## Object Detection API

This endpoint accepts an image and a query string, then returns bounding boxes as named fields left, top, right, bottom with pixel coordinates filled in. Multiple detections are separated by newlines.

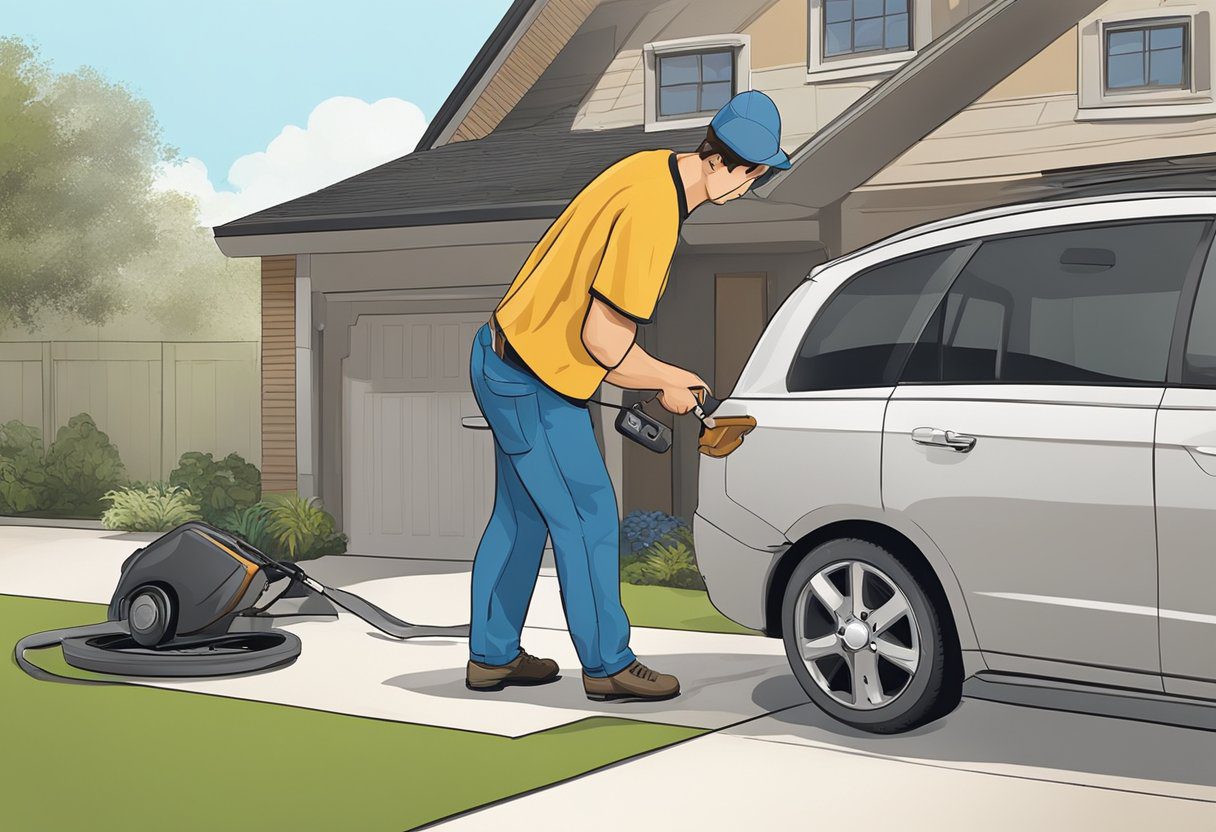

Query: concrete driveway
left=4, top=524, right=1215, bottom=830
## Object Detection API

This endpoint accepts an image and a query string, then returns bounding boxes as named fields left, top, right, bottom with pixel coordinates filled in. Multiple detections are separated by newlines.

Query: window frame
left=643, top=35, right=751, bottom=133
left=655, top=48, right=736, bottom=121
left=890, top=217, right=1216, bottom=390
left=784, top=242, right=975, bottom=393
left=1078, top=9, right=1214, bottom=121
left=807, top=0, right=931, bottom=83
left=1103, top=20, right=1191, bottom=95
left=1170, top=220, right=1216, bottom=388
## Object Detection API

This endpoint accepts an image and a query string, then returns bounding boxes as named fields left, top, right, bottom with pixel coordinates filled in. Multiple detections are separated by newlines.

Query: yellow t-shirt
left=494, top=149, right=688, bottom=400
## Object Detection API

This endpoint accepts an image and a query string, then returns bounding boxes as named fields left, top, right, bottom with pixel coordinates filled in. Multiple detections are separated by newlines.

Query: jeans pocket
left=479, top=382, right=538, bottom=455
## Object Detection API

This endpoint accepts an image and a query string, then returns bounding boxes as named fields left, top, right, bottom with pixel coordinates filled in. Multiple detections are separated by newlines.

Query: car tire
left=781, top=537, right=960, bottom=733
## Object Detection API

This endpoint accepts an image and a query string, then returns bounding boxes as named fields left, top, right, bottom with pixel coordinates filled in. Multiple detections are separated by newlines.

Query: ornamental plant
left=42, top=413, right=128, bottom=517
left=169, top=451, right=261, bottom=525
left=101, top=484, right=201, bottom=532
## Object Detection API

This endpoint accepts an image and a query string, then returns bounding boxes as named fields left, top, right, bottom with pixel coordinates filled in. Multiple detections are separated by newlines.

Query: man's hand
left=657, top=369, right=711, bottom=415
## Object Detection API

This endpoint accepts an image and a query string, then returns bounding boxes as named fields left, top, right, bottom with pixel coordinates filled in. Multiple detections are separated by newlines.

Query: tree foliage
left=0, top=37, right=259, bottom=335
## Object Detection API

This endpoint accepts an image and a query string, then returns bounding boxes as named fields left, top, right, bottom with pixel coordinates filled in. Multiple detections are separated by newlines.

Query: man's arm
left=582, top=297, right=708, bottom=414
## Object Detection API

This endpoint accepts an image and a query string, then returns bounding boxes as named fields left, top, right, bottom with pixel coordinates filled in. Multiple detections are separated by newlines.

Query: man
left=465, top=91, right=789, bottom=701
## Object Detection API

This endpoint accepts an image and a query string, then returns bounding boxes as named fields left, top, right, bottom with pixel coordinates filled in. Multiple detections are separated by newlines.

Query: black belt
left=489, top=316, right=588, bottom=407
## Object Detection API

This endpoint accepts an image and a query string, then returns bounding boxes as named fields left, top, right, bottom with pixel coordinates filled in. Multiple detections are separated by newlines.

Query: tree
left=112, top=190, right=260, bottom=338
left=0, top=37, right=166, bottom=326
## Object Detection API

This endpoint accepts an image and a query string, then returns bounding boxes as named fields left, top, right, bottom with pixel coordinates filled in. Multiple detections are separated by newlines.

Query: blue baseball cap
left=709, top=90, right=791, bottom=172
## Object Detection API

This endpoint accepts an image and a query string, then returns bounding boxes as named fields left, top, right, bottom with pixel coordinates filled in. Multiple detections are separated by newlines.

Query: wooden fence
left=0, top=341, right=260, bottom=482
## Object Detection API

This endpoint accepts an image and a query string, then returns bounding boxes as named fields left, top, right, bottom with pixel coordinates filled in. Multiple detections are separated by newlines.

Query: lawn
left=620, top=583, right=762, bottom=636
left=1, top=594, right=703, bottom=832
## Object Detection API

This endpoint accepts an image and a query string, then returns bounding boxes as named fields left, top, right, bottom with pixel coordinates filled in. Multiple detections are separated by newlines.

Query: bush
left=261, top=494, right=347, bottom=561
left=43, top=414, right=128, bottom=517
left=0, top=421, right=50, bottom=514
left=619, top=516, right=703, bottom=589
left=219, top=504, right=277, bottom=555
left=101, top=484, right=202, bottom=532
left=621, top=510, right=686, bottom=553
left=170, top=451, right=261, bottom=524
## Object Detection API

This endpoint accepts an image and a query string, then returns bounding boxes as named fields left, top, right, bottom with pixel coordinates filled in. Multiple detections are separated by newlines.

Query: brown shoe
left=584, top=661, right=680, bottom=702
left=466, top=650, right=560, bottom=691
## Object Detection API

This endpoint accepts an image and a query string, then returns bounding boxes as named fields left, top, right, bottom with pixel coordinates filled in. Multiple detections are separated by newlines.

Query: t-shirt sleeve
left=588, top=195, right=674, bottom=325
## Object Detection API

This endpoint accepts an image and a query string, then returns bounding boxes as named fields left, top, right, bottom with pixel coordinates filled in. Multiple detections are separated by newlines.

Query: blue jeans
left=468, top=323, right=636, bottom=677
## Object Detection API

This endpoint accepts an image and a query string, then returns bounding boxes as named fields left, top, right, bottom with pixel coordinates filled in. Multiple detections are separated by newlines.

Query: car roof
left=812, top=189, right=1216, bottom=278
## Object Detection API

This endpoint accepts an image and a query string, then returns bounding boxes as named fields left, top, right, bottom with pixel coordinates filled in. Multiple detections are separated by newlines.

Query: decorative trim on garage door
left=261, top=256, right=297, bottom=493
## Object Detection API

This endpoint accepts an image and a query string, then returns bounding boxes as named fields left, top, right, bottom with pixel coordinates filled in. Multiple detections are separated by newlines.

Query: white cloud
left=155, top=96, right=429, bottom=228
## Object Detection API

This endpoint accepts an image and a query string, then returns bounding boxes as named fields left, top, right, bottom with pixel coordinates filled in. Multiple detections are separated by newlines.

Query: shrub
left=43, top=413, right=128, bottom=517
left=0, top=421, right=50, bottom=514
left=619, top=514, right=703, bottom=589
left=262, top=494, right=347, bottom=561
left=169, top=451, right=261, bottom=524
left=101, top=484, right=202, bottom=532
left=621, top=510, right=686, bottom=553
left=639, top=538, right=705, bottom=590
left=218, top=503, right=277, bottom=555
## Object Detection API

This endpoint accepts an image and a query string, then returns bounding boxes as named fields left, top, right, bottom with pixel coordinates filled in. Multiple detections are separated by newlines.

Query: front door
left=884, top=219, right=1210, bottom=688
left=1156, top=231, right=1216, bottom=697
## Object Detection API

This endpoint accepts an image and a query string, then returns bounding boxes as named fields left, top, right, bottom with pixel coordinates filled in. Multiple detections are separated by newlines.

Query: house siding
left=261, top=256, right=297, bottom=494
left=450, top=0, right=597, bottom=143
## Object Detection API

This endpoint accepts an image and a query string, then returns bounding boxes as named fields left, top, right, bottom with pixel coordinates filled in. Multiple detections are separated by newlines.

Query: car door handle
left=912, top=427, right=977, bottom=453
left=1188, top=445, right=1216, bottom=456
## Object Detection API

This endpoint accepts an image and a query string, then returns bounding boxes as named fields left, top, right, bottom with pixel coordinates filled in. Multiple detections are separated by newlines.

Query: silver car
left=695, top=192, right=1216, bottom=733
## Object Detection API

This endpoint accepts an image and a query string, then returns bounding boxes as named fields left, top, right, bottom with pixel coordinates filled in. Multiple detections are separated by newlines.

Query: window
left=787, top=248, right=961, bottom=392
left=1183, top=239, right=1216, bottom=386
left=657, top=50, right=734, bottom=118
left=901, top=221, right=1210, bottom=386
left=643, top=35, right=750, bottom=132
left=1077, top=11, right=1214, bottom=121
left=808, top=0, right=928, bottom=82
left=1105, top=22, right=1188, bottom=92
left=824, top=0, right=910, bottom=58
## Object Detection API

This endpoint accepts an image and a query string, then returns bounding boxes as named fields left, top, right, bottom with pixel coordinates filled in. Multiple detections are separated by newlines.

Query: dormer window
left=1078, top=10, right=1214, bottom=121
left=1105, top=22, right=1188, bottom=92
left=824, top=0, right=911, bottom=58
left=643, top=35, right=751, bottom=132
left=657, top=50, right=734, bottom=118
left=807, top=0, right=929, bottom=82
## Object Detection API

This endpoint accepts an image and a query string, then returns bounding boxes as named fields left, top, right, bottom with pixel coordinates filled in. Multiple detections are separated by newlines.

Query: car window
left=901, top=220, right=1209, bottom=385
left=787, top=247, right=962, bottom=392
left=1183, top=238, right=1216, bottom=386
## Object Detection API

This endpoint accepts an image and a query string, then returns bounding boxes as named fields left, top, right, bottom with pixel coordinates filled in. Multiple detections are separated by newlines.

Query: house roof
left=213, top=113, right=705, bottom=238
left=215, top=0, right=1109, bottom=241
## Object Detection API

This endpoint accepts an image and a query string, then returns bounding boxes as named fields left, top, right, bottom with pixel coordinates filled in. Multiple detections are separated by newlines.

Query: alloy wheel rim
left=793, top=560, right=921, bottom=711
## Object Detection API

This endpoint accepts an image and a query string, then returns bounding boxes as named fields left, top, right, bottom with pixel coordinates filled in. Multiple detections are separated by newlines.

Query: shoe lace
left=627, top=661, right=659, bottom=683
left=518, top=649, right=544, bottom=667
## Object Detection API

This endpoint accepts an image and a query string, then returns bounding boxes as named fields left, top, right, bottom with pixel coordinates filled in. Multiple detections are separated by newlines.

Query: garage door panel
left=345, top=311, right=496, bottom=558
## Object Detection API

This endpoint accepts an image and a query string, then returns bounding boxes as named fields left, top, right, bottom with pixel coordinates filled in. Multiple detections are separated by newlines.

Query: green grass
left=620, top=583, right=763, bottom=636
left=1, top=594, right=702, bottom=832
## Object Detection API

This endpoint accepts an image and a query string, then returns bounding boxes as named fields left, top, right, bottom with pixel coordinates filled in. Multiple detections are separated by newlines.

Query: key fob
left=615, top=404, right=672, bottom=454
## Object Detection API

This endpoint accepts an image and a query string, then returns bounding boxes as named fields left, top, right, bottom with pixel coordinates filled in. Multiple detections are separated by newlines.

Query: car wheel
left=781, top=537, right=960, bottom=733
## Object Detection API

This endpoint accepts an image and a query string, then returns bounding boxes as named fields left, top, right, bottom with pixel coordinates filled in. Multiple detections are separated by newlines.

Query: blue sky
left=3, top=0, right=513, bottom=223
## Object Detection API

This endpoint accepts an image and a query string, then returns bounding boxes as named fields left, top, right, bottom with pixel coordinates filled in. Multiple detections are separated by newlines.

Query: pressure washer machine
left=14, top=521, right=469, bottom=682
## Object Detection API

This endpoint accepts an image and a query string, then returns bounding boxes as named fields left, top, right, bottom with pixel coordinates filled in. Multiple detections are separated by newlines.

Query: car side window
left=901, top=220, right=1209, bottom=385
left=787, top=248, right=962, bottom=392
left=1183, top=239, right=1216, bottom=386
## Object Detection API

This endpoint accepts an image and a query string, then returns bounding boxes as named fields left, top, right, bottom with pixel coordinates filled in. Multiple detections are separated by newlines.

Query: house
left=213, top=0, right=1216, bottom=558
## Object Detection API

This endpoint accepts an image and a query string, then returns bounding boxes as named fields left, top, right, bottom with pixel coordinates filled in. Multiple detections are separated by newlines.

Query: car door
left=1156, top=226, right=1216, bottom=698
left=883, top=217, right=1212, bottom=690
left=725, top=246, right=973, bottom=535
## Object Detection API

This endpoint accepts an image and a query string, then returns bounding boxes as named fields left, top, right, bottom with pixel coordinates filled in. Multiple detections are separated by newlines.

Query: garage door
left=343, top=311, right=496, bottom=558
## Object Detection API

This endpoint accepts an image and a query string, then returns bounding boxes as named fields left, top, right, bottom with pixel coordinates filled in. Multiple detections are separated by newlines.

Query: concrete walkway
left=0, top=526, right=803, bottom=736
left=430, top=696, right=1216, bottom=830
